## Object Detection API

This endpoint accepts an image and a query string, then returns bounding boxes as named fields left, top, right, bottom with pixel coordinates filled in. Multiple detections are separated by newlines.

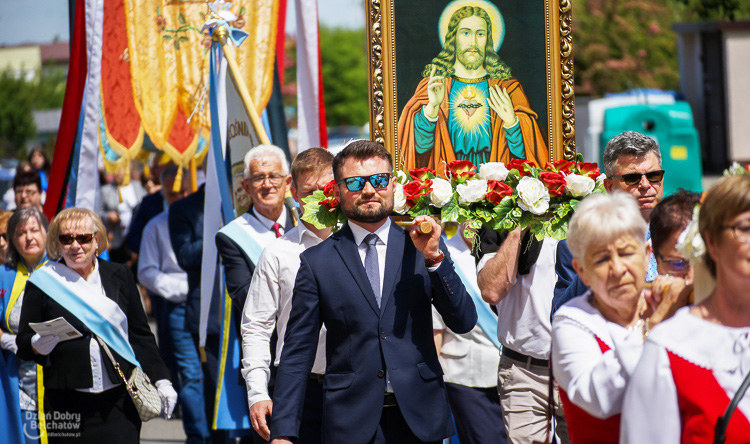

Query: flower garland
left=302, top=154, right=606, bottom=241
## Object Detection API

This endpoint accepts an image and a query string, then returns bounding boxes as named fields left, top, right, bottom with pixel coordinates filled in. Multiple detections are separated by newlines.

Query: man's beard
left=342, top=195, right=394, bottom=223
left=457, top=46, right=484, bottom=71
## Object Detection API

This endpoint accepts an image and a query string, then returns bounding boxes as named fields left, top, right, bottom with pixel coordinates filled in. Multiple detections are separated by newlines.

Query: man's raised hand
left=487, top=86, right=518, bottom=127
left=425, top=65, right=445, bottom=120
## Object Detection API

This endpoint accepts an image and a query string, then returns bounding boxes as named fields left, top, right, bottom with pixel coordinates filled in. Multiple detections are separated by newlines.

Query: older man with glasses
left=554, top=131, right=666, bottom=315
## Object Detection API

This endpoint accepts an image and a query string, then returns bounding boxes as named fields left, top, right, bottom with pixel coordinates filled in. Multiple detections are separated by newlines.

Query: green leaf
left=179, top=36, right=189, bottom=42
left=570, top=199, right=581, bottom=211
left=493, top=196, right=515, bottom=220
left=458, top=206, right=473, bottom=221
left=240, top=6, right=246, bottom=15
left=440, top=194, right=460, bottom=222
left=178, top=13, right=186, bottom=24
left=466, top=219, right=483, bottom=230
left=576, top=152, right=584, bottom=163
left=407, top=199, right=433, bottom=217
left=173, top=41, right=180, bottom=50
left=554, top=202, right=572, bottom=218
left=475, top=207, right=494, bottom=222
left=518, top=211, right=533, bottom=229
left=162, top=34, right=172, bottom=41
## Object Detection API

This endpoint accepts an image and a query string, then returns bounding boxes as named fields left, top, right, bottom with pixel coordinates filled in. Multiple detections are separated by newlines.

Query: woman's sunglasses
left=610, top=170, right=665, bottom=186
left=58, top=233, right=95, bottom=245
left=339, top=173, right=392, bottom=192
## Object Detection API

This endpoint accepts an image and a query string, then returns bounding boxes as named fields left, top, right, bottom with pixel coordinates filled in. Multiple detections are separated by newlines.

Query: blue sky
left=0, top=0, right=365, bottom=46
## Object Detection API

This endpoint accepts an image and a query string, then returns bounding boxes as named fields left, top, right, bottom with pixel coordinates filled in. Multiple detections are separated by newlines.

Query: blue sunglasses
left=339, top=173, right=392, bottom=192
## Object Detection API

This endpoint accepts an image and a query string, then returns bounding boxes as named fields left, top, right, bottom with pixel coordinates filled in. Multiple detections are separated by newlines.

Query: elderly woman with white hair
left=551, top=192, right=689, bottom=444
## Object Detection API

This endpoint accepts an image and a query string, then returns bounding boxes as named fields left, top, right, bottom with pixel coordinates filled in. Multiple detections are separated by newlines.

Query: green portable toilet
left=599, top=102, right=703, bottom=196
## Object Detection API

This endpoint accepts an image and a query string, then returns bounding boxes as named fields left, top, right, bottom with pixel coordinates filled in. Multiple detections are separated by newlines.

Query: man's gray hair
left=602, top=131, right=662, bottom=177
left=244, top=145, right=290, bottom=178
left=567, top=191, right=647, bottom=260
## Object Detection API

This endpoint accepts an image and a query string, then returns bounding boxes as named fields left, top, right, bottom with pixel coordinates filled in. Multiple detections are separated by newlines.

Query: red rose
left=577, top=162, right=602, bottom=180
left=319, top=197, right=339, bottom=210
left=323, top=179, right=336, bottom=196
left=538, top=171, right=566, bottom=196
left=507, top=159, right=535, bottom=177
left=403, top=179, right=432, bottom=205
left=545, top=160, right=575, bottom=174
left=156, top=15, right=167, bottom=28
left=409, top=167, right=436, bottom=181
left=485, top=180, right=513, bottom=204
left=446, top=160, right=477, bottom=181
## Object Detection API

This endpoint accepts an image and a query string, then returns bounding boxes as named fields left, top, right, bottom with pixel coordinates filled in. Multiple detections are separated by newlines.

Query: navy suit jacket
left=215, top=206, right=294, bottom=318
left=168, top=184, right=220, bottom=336
left=126, top=191, right=165, bottom=254
left=270, top=221, right=477, bottom=443
left=552, top=239, right=589, bottom=318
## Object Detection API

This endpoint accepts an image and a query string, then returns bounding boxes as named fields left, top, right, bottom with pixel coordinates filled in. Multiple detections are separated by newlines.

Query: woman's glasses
left=722, top=222, right=750, bottom=243
left=655, top=250, right=690, bottom=274
left=339, top=173, right=392, bottom=192
left=58, top=233, right=95, bottom=245
left=610, top=170, right=665, bottom=186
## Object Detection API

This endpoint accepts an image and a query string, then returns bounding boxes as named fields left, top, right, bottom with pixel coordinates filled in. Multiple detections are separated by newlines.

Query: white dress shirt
left=348, top=220, right=390, bottom=296
left=551, top=292, right=644, bottom=419
left=241, top=224, right=327, bottom=407
left=477, top=239, right=558, bottom=360
left=252, top=206, right=289, bottom=237
left=138, top=210, right=189, bottom=303
left=432, top=234, right=499, bottom=388
left=621, top=308, right=750, bottom=443
left=76, top=260, right=121, bottom=393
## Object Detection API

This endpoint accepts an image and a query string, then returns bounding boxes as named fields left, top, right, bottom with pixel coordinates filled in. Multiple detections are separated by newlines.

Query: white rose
left=516, top=176, right=550, bottom=215
left=456, top=179, right=487, bottom=204
left=429, top=178, right=453, bottom=208
left=478, top=162, right=509, bottom=181
left=393, top=183, right=408, bottom=214
left=564, top=173, right=595, bottom=198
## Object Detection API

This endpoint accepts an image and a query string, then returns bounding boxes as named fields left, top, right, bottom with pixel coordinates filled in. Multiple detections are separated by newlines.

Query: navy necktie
left=364, top=233, right=381, bottom=307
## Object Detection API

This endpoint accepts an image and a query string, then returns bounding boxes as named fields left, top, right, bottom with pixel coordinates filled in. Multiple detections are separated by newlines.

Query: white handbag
left=97, top=337, right=162, bottom=421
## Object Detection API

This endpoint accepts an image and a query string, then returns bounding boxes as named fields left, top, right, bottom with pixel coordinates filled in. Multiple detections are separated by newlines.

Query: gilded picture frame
left=366, top=0, right=575, bottom=174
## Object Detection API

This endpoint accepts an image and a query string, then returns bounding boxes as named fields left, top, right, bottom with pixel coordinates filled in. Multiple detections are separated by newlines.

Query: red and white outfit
left=552, top=292, right=645, bottom=444
left=621, top=307, right=750, bottom=443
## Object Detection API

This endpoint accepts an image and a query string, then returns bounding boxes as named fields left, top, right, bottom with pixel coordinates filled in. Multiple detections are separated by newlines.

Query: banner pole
left=213, top=26, right=271, bottom=146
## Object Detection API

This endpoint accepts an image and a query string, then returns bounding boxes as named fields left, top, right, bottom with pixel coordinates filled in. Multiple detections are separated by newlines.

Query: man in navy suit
left=269, top=140, right=477, bottom=444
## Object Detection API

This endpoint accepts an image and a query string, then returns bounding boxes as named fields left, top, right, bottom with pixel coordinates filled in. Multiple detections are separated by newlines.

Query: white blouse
left=551, top=292, right=645, bottom=419
left=621, top=307, right=750, bottom=443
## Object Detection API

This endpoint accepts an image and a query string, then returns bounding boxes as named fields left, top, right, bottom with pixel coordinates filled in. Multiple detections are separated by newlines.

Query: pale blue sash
left=28, top=263, right=140, bottom=367
left=218, top=219, right=266, bottom=265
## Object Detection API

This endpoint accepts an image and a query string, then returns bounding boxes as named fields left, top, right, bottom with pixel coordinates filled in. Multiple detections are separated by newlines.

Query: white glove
left=155, top=379, right=178, bottom=419
left=31, top=334, right=60, bottom=355
left=0, top=333, right=17, bottom=354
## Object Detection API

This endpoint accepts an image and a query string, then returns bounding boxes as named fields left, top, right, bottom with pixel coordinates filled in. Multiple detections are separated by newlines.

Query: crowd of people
left=0, top=130, right=748, bottom=444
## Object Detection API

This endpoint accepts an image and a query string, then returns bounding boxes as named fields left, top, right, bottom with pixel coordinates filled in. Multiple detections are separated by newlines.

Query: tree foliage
left=572, top=0, right=683, bottom=96
left=0, top=70, right=36, bottom=157
left=0, top=65, right=66, bottom=158
left=318, top=27, right=369, bottom=126
left=675, top=0, right=750, bottom=20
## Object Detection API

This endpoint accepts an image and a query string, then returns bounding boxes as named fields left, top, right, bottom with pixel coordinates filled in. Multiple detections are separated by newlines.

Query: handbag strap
left=714, top=369, right=750, bottom=444
left=95, top=336, right=132, bottom=390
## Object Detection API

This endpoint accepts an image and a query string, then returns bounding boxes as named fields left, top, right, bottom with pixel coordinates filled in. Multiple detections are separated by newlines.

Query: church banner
left=366, top=0, right=576, bottom=177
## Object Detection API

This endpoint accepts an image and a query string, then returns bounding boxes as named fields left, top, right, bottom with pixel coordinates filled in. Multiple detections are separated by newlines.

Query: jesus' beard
left=457, top=46, right=485, bottom=71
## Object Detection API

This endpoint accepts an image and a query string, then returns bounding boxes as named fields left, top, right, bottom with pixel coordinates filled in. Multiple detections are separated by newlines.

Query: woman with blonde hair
left=622, top=174, right=750, bottom=443
left=16, top=208, right=176, bottom=443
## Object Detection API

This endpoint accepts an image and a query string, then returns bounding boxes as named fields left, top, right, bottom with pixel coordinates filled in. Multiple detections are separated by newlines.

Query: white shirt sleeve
left=551, top=316, right=644, bottom=419
left=620, top=340, right=681, bottom=443
left=138, top=221, right=188, bottom=302
left=241, top=249, right=281, bottom=407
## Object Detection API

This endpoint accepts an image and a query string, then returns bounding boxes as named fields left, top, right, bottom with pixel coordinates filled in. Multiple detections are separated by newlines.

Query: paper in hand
left=28, top=317, right=82, bottom=342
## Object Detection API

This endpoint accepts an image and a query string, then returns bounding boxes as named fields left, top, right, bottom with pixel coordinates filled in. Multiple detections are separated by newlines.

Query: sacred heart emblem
left=457, top=85, right=482, bottom=119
